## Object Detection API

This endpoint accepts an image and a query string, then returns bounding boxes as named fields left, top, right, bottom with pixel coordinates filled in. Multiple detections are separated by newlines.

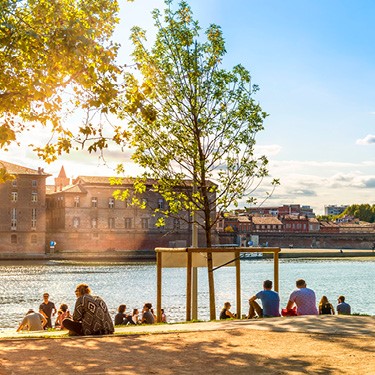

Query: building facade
left=324, top=205, right=348, bottom=216
left=46, top=172, right=213, bottom=253
left=0, top=161, right=49, bottom=254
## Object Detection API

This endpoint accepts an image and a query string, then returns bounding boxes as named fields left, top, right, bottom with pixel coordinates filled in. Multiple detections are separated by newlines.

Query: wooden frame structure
left=155, top=247, right=281, bottom=322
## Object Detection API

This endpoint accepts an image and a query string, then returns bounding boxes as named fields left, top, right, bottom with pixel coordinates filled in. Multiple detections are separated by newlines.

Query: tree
left=341, top=204, right=375, bottom=223
left=0, top=0, right=124, bottom=165
left=119, top=0, right=278, bottom=319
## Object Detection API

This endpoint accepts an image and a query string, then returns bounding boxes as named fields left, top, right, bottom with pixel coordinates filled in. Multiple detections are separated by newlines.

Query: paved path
left=3, top=315, right=374, bottom=341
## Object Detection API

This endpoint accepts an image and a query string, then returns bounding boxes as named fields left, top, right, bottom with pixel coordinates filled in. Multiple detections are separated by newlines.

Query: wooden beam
left=235, top=250, right=241, bottom=319
left=186, top=250, right=192, bottom=321
left=274, top=250, right=279, bottom=292
left=156, top=251, right=162, bottom=323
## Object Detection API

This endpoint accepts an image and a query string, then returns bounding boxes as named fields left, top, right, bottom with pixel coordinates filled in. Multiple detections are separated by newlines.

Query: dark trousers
left=62, top=318, right=84, bottom=335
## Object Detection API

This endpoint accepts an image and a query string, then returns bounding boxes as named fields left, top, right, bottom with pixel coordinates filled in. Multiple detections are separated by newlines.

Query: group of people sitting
left=114, top=304, right=167, bottom=325
left=17, top=279, right=352, bottom=335
left=17, top=284, right=163, bottom=335
left=220, top=279, right=351, bottom=319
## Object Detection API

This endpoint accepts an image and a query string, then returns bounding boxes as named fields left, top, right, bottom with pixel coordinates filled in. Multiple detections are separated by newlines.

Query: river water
left=0, top=258, right=373, bottom=330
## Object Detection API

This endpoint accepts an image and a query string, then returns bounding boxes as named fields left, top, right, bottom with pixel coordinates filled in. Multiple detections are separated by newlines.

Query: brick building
left=0, top=161, right=50, bottom=254
left=247, top=204, right=316, bottom=218
left=46, top=169, right=212, bottom=253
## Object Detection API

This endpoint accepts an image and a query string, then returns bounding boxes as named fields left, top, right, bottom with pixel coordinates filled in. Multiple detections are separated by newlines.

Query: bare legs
left=248, top=300, right=263, bottom=319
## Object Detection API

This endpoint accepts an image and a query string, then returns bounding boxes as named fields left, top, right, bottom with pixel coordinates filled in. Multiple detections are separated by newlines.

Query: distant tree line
left=317, top=204, right=375, bottom=223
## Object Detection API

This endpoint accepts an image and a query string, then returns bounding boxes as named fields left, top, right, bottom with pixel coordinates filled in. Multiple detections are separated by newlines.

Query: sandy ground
left=0, top=316, right=374, bottom=375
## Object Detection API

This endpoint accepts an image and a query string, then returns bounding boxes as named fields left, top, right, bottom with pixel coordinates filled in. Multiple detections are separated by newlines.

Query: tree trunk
left=205, top=213, right=216, bottom=320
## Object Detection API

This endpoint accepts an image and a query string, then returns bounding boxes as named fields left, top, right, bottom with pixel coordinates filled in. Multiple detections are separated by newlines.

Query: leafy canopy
left=119, top=0, right=278, bottom=246
left=0, top=0, right=126, bottom=162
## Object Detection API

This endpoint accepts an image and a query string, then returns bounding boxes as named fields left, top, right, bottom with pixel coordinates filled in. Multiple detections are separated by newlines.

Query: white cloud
left=356, top=134, right=375, bottom=145
left=254, top=144, right=282, bottom=157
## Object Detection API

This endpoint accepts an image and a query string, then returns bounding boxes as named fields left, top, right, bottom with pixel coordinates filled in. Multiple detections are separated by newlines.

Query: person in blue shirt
left=248, top=280, right=280, bottom=318
left=337, top=295, right=351, bottom=315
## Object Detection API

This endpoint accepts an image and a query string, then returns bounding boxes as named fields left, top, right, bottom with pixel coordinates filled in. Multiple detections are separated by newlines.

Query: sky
left=2, top=0, right=375, bottom=215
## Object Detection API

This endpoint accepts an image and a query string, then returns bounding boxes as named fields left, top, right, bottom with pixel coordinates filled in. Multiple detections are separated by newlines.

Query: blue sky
left=4, top=0, right=375, bottom=214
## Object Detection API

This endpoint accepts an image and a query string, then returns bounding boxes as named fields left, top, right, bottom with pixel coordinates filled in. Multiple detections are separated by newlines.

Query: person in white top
left=17, top=309, right=47, bottom=332
left=285, top=279, right=318, bottom=316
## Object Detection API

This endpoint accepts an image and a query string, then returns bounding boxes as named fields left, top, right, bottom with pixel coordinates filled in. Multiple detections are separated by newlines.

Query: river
left=0, top=258, right=373, bottom=330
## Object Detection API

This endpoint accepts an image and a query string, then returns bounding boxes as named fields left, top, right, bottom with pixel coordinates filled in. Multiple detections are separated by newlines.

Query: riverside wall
left=218, top=231, right=375, bottom=249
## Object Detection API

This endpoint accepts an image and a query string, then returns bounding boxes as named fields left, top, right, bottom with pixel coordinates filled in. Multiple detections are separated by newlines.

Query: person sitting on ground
left=130, top=308, right=140, bottom=324
left=285, top=279, right=318, bottom=316
left=39, top=292, right=56, bottom=329
left=141, top=303, right=155, bottom=324
left=17, top=309, right=47, bottom=332
left=55, top=303, right=72, bottom=329
left=248, top=280, right=280, bottom=319
left=63, top=283, right=114, bottom=336
left=219, top=302, right=236, bottom=319
left=114, top=304, right=129, bottom=325
left=337, top=295, right=351, bottom=315
left=319, top=296, right=335, bottom=315
left=161, top=308, right=167, bottom=323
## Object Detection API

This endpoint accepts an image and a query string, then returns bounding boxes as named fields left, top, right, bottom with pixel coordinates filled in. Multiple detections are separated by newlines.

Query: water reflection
left=0, top=258, right=373, bottom=330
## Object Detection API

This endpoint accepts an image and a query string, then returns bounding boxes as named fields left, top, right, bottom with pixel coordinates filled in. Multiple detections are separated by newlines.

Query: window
left=11, top=179, right=17, bottom=187
left=31, top=234, right=37, bottom=244
left=124, top=218, right=132, bottom=229
left=11, top=208, right=17, bottom=230
left=141, top=218, right=149, bottom=229
left=108, top=197, right=115, bottom=208
left=91, top=197, right=98, bottom=208
left=11, top=234, right=17, bottom=244
left=31, top=208, right=36, bottom=229
left=73, top=217, right=80, bottom=228
left=173, top=218, right=180, bottom=230
left=91, top=218, right=98, bottom=229
left=108, top=217, right=115, bottom=229
left=31, top=192, right=38, bottom=202
left=158, top=198, right=164, bottom=209
left=32, top=180, right=37, bottom=187
left=11, top=192, right=17, bottom=202
left=74, top=196, right=80, bottom=208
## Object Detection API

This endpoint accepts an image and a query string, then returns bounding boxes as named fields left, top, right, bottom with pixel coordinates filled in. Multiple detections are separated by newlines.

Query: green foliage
left=0, top=0, right=123, bottom=159
left=340, top=204, right=375, bottom=223
left=316, top=214, right=336, bottom=222
left=119, top=0, right=277, bottom=246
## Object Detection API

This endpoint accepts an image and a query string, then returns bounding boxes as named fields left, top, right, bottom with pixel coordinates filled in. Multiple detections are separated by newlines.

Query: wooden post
left=235, top=250, right=241, bottom=319
left=156, top=251, right=162, bottom=323
left=186, top=249, right=192, bottom=321
left=274, top=249, right=279, bottom=292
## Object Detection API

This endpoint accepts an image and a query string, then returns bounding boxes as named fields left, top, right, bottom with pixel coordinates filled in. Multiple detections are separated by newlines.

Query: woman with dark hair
left=63, top=283, right=114, bottom=335
left=114, top=304, right=129, bottom=325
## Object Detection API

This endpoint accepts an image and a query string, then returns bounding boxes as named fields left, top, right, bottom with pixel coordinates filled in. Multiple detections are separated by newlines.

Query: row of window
left=11, top=180, right=38, bottom=188
left=52, top=196, right=165, bottom=209
left=11, top=192, right=38, bottom=202
left=10, top=208, right=37, bottom=230
left=10, top=234, right=38, bottom=244
left=285, top=223, right=308, bottom=230
left=71, top=217, right=181, bottom=230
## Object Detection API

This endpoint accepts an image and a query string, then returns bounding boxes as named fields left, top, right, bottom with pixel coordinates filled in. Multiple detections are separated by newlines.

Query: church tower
left=54, top=166, right=70, bottom=191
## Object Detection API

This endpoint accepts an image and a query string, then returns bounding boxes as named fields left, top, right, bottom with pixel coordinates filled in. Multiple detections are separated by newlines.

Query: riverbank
left=1, top=315, right=374, bottom=374
left=0, top=247, right=374, bottom=262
